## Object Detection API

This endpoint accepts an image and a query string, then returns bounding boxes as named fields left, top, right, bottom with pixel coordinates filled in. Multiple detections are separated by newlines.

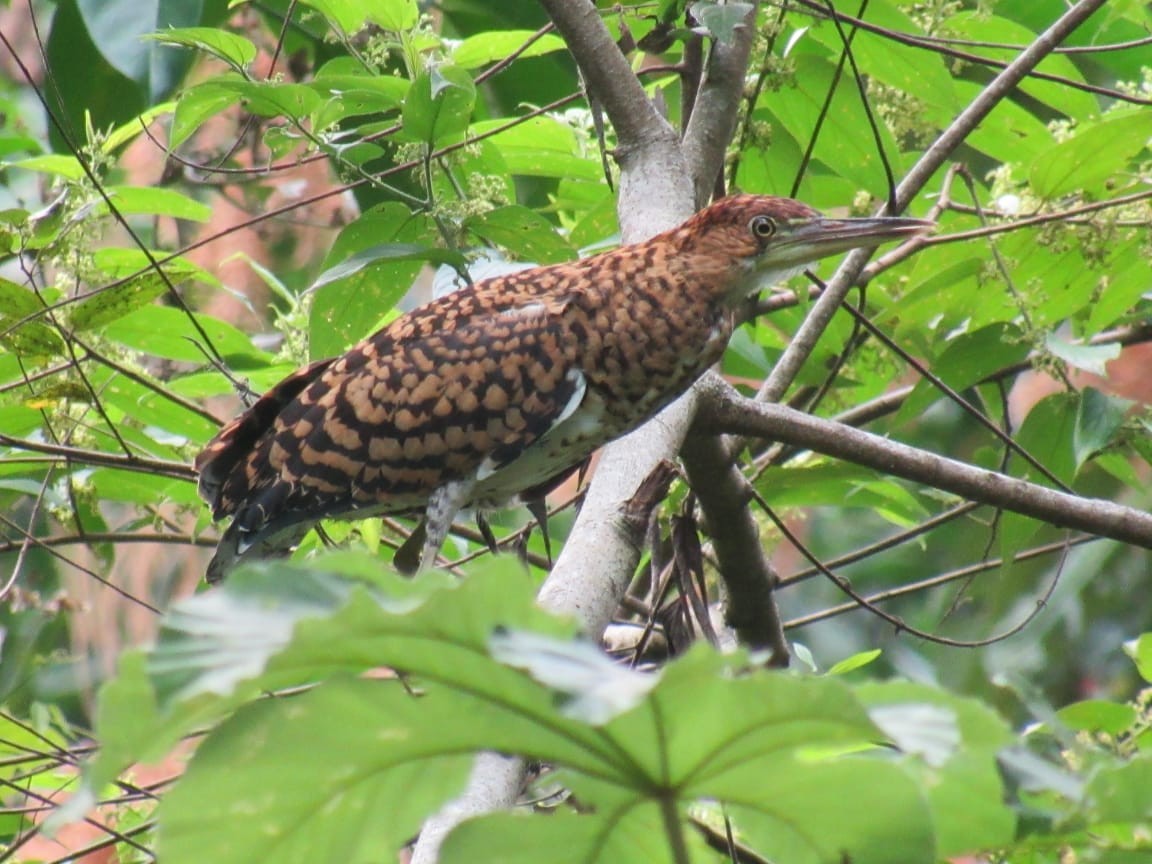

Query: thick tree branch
left=414, top=4, right=705, bottom=856
left=682, top=2, right=760, bottom=206
left=681, top=433, right=788, bottom=662
left=537, top=0, right=671, bottom=152
left=756, top=0, right=1110, bottom=405
left=696, top=374, right=1152, bottom=549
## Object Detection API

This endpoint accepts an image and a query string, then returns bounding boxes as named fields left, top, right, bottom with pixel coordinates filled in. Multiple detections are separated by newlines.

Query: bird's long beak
left=766, top=215, right=934, bottom=268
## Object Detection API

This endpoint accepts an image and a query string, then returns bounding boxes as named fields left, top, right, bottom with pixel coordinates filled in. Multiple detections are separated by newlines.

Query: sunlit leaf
left=452, top=31, right=566, bottom=69
left=401, top=66, right=476, bottom=145
left=1046, top=333, right=1121, bottom=376
left=146, top=26, right=257, bottom=71
left=1057, top=699, right=1138, bottom=736
left=1031, top=109, right=1152, bottom=198
left=464, top=205, right=577, bottom=264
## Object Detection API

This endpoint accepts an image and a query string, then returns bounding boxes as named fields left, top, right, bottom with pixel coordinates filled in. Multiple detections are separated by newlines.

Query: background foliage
left=0, top=0, right=1151, bottom=861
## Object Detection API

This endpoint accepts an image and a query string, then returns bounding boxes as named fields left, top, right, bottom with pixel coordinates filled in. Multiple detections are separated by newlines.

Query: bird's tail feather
left=206, top=519, right=311, bottom=583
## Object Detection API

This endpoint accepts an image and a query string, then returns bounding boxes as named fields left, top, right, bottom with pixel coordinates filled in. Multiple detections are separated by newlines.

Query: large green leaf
left=471, top=117, right=604, bottom=182
left=401, top=66, right=476, bottom=146
left=1072, top=386, right=1131, bottom=472
left=998, top=393, right=1078, bottom=563
left=464, top=205, right=577, bottom=264
left=452, top=30, right=566, bottom=69
left=76, top=0, right=204, bottom=98
left=145, top=25, right=256, bottom=72
left=1031, top=109, right=1152, bottom=199
left=857, top=681, right=1015, bottom=858
left=102, top=306, right=267, bottom=363
left=105, top=560, right=941, bottom=864
left=156, top=679, right=474, bottom=864
left=755, top=461, right=927, bottom=527
left=765, top=52, right=905, bottom=198
left=308, top=203, right=437, bottom=359
left=896, top=323, right=1030, bottom=425
left=101, top=185, right=212, bottom=221
left=70, top=249, right=217, bottom=331
left=0, top=277, right=65, bottom=358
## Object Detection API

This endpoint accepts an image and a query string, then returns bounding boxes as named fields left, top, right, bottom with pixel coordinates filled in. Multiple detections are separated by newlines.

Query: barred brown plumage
left=195, top=194, right=932, bottom=581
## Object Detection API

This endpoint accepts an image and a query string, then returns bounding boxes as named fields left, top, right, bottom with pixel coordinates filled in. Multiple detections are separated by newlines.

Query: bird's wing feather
left=209, top=294, right=585, bottom=547
left=195, top=357, right=335, bottom=511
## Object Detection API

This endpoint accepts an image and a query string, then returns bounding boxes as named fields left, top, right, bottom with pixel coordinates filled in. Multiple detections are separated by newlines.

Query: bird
left=195, top=194, right=932, bottom=582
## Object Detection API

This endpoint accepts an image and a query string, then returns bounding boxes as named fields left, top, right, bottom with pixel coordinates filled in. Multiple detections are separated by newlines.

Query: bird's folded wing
left=195, top=357, right=335, bottom=510
left=201, top=295, right=585, bottom=544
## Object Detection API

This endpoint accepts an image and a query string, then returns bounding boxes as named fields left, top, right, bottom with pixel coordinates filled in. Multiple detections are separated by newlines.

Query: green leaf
left=156, top=678, right=473, bottom=864
left=764, top=53, right=904, bottom=199
left=442, top=808, right=703, bottom=864
left=1086, top=757, right=1152, bottom=828
left=1047, top=333, right=1121, bottom=377
left=171, top=82, right=243, bottom=148
left=755, top=461, right=927, bottom=525
left=452, top=31, right=566, bottom=69
left=207, top=75, right=324, bottom=119
left=1057, top=700, right=1138, bottom=736
left=311, top=61, right=409, bottom=127
left=297, top=0, right=417, bottom=34
left=367, top=0, right=419, bottom=31
left=999, top=393, right=1078, bottom=562
left=74, top=0, right=202, bottom=100
left=44, top=0, right=146, bottom=152
left=689, top=1, right=754, bottom=44
left=897, top=323, right=1030, bottom=424
left=103, top=305, right=267, bottom=363
left=728, top=759, right=934, bottom=864
left=1031, top=109, right=1152, bottom=199
left=1085, top=238, right=1152, bottom=334
left=5, top=154, right=86, bottom=179
left=1124, top=633, right=1152, bottom=683
left=308, top=203, right=436, bottom=358
left=1073, top=387, right=1131, bottom=470
left=856, top=682, right=1014, bottom=858
left=0, top=277, right=65, bottom=357
left=44, top=651, right=158, bottom=831
left=146, top=26, right=257, bottom=71
left=948, top=12, right=1097, bottom=120
left=102, top=185, right=212, bottom=221
left=88, top=468, right=200, bottom=506
left=805, top=0, right=955, bottom=123
left=142, top=559, right=934, bottom=864
left=311, top=243, right=469, bottom=293
left=70, top=250, right=217, bottom=331
left=471, top=117, right=603, bottom=182
left=464, top=205, right=577, bottom=264
left=489, top=630, right=658, bottom=724
left=826, top=649, right=882, bottom=676
left=401, top=66, right=476, bottom=145
left=101, top=100, right=178, bottom=154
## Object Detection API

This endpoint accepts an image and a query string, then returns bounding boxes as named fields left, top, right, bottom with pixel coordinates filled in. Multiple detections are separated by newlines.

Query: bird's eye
left=750, top=215, right=777, bottom=238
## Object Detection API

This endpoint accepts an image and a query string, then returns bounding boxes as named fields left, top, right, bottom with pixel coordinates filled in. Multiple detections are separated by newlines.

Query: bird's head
left=671, top=194, right=934, bottom=302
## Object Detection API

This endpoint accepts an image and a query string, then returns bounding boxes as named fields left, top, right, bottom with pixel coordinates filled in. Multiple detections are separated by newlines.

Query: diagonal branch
left=695, top=374, right=1152, bottom=549
left=537, top=0, right=669, bottom=152
left=681, top=432, right=788, bottom=661
left=682, top=2, right=761, bottom=205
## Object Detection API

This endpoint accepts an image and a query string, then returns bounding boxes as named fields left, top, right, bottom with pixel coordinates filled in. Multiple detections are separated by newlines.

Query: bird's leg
left=417, top=478, right=476, bottom=573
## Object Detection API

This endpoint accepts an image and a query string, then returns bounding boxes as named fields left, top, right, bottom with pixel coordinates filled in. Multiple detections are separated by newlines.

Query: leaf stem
left=659, top=794, right=692, bottom=864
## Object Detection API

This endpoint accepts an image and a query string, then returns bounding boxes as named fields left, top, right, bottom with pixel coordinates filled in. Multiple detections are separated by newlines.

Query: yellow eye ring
left=750, top=215, right=777, bottom=238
